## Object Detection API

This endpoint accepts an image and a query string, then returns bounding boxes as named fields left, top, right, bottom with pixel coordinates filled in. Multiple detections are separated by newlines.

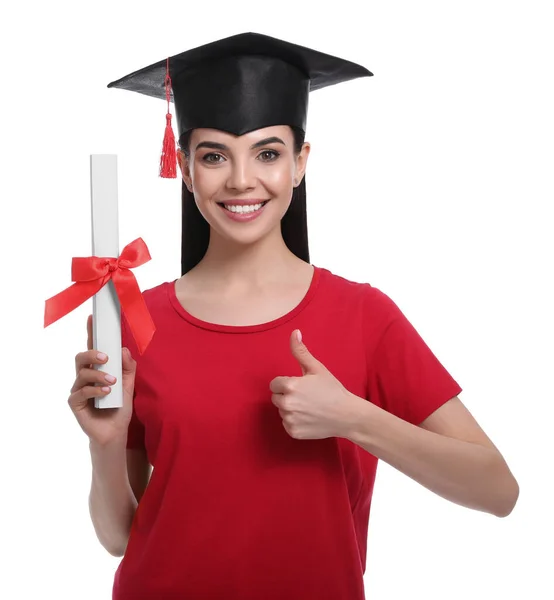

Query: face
left=177, top=125, right=310, bottom=246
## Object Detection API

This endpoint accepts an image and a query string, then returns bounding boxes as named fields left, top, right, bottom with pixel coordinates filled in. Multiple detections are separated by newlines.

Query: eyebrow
left=195, top=136, right=286, bottom=151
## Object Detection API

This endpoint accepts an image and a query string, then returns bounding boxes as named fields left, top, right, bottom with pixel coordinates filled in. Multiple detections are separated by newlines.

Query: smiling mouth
left=216, top=200, right=270, bottom=212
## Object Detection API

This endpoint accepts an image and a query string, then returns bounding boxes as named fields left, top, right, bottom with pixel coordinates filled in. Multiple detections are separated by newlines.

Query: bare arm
left=88, top=438, right=137, bottom=557
left=344, top=395, right=519, bottom=517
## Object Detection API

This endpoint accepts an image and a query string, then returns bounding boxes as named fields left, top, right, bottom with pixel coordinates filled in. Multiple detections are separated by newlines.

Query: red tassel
left=159, top=58, right=177, bottom=178
left=160, top=113, right=177, bottom=178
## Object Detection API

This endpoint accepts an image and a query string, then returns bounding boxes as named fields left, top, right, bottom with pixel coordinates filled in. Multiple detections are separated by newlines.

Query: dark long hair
left=179, top=126, right=309, bottom=276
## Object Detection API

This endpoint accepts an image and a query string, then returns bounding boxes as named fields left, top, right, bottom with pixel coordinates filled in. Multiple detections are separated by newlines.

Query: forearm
left=89, top=439, right=137, bottom=557
left=344, top=398, right=517, bottom=517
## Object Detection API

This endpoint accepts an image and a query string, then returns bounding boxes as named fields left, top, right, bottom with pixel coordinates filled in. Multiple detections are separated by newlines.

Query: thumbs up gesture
left=269, top=330, right=363, bottom=440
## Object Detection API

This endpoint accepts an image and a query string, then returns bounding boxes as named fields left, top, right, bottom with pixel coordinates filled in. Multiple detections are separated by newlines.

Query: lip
left=217, top=199, right=269, bottom=206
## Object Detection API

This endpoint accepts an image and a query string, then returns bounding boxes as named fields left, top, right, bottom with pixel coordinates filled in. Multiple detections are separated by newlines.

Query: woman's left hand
left=269, top=330, right=364, bottom=440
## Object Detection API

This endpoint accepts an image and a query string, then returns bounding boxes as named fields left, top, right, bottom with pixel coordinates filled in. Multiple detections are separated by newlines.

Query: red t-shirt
left=112, top=265, right=462, bottom=600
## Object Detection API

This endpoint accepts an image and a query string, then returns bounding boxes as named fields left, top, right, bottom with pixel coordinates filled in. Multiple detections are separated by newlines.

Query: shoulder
left=142, top=279, right=170, bottom=298
left=126, top=279, right=172, bottom=323
left=318, top=265, right=400, bottom=321
left=121, top=281, right=174, bottom=340
left=138, top=280, right=173, bottom=313
left=316, top=266, right=411, bottom=348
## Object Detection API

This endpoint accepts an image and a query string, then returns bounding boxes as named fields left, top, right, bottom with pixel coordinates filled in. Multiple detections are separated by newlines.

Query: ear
left=177, top=148, right=193, bottom=191
left=293, top=142, right=311, bottom=187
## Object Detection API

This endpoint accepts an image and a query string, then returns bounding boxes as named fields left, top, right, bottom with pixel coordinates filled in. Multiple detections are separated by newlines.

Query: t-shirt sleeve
left=121, top=315, right=146, bottom=450
left=365, top=288, right=463, bottom=426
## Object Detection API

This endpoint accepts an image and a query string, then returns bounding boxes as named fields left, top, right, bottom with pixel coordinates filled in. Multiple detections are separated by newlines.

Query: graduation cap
left=107, top=32, right=373, bottom=178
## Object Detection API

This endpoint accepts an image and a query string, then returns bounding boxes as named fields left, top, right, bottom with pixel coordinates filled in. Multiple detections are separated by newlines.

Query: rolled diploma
left=90, top=154, right=123, bottom=409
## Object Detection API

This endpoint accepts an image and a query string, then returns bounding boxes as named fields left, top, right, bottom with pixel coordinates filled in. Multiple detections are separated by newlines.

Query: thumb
left=290, top=329, right=322, bottom=376
left=122, top=347, right=136, bottom=373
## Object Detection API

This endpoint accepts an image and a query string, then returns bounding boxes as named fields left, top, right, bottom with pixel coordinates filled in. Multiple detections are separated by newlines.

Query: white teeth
left=223, top=203, right=264, bottom=214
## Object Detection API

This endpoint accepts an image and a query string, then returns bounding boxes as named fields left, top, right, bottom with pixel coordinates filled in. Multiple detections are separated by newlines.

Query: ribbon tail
left=44, top=280, right=104, bottom=327
left=113, top=270, right=156, bottom=355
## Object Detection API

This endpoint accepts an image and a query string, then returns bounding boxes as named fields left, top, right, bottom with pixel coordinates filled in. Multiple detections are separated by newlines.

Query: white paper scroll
left=90, top=155, right=123, bottom=409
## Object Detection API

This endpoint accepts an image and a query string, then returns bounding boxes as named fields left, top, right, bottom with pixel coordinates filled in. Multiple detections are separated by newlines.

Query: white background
left=1, top=1, right=552, bottom=598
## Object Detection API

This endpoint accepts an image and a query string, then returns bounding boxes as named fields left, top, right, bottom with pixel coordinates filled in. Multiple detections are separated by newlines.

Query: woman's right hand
left=68, top=314, right=137, bottom=447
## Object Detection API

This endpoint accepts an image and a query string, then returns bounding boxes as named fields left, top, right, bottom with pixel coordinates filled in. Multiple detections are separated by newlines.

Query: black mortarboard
left=107, top=32, right=373, bottom=177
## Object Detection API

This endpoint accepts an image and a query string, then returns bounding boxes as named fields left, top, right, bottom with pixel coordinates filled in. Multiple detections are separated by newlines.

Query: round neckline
left=166, top=264, right=323, bottom=333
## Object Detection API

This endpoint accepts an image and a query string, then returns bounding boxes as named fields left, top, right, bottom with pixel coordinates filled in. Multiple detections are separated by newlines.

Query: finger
left=269, top=376, right=296, bottom=394
left=121, top=347, right=136, bottom=373
left=273, top=393, right=296, bottom=413
left=71, top=366, right=116, bottom=394
left=270, top=392, right=283, bottom=407
left=68, top=383, right=111, bottom=408
left=75, top=349, right=108, bottom=377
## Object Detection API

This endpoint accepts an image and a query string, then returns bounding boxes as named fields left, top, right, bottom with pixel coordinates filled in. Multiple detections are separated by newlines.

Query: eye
left=258, top=150, right=280, bottom=162
left=202, top=152, right=225, bottom=164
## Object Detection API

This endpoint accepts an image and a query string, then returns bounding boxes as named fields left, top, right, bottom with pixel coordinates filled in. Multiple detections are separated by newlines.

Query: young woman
left=69, top=33, right=519, bottom=600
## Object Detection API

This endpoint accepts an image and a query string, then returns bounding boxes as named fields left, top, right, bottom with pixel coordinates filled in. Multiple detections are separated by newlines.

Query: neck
left=189, top=226, right=308, bottom=288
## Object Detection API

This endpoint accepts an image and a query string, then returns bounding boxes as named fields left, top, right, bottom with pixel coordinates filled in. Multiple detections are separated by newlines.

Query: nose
left=226, top=157, right=256, bottom=192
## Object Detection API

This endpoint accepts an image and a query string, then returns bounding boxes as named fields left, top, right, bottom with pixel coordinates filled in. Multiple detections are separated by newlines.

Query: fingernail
left=105, top=374, right=116, bottom=383
left=296, top=330, right=302, bottom=343
left=97, top=352, right=107, bottom=361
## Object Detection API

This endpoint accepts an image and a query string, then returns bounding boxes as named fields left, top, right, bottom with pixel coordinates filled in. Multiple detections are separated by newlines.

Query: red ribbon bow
left=44, top=237, right=156, bottom=355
